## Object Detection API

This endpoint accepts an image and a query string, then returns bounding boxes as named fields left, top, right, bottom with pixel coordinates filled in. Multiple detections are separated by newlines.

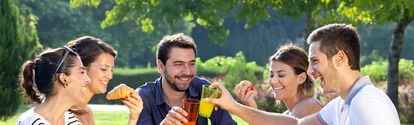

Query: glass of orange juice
left=199, top=85, right=220, bottom=118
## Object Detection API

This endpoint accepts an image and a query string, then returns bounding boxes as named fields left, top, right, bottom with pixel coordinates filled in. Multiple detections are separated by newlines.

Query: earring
left=65, top=84, right=68, bottom=87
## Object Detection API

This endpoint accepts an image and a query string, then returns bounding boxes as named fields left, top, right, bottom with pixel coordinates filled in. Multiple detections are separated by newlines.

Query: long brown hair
left=66, top=36, right=117, bottom=67
left=269, top=44, right=315, bottom=98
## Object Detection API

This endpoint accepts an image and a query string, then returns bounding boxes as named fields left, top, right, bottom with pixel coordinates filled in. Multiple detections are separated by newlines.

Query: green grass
left=93, top=110, right=131, bottom=125
left=8, top=105, right=412, bottom=125
left=1, top=105, right=248, bottom=125
left=93, top=111, right=248, bottom=125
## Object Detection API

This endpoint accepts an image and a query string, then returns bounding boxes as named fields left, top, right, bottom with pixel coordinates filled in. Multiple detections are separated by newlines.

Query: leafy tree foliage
left=0, top=0, right=39, bottom=120
left=67, top=0, right=350, bottom=66
left=69, top=0, right=277, bottom=44
left=21, top=0, right=184, bottom=68
left=69, top=0, right=341, bottom=48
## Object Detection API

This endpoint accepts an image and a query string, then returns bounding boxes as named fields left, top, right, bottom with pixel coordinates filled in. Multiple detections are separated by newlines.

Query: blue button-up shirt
left=136, top=77, right=237, bottom=125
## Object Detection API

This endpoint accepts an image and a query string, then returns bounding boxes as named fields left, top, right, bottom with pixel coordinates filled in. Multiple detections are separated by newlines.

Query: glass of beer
left=183, top=98, right=200, bottom=125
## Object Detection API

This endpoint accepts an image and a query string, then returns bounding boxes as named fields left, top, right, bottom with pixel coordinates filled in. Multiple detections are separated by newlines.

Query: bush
left=361, top=60, right=388, bottom=82
left=196, top=57, right=227, bottom=77
left=197, top=52, right=265, bottom=91
left=222, top=52, right=264, bottom=92
left=361, top=59, right=414, bottom=84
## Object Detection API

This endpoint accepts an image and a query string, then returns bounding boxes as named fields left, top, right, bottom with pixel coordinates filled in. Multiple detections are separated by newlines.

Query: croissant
left=106, top=83, right=135, bottom=100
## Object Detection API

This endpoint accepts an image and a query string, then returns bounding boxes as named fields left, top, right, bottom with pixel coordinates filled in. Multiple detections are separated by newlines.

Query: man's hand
left=160, top=106, right=188, bottom=125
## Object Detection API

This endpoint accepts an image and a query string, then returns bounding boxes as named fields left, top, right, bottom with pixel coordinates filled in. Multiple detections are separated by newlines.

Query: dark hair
left=156, top=33, right=197, bottom=65
left=66, top=36, right=117, bottom=67
left=307, top=24, right=361, bottom=71
left=19, top=47, right=79, bottom=104
left=269, top=44, right=315, bottom=98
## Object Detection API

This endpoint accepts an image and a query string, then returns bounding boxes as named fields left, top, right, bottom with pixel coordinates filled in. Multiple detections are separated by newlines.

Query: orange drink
left=183, top=98, right=200, bottom=125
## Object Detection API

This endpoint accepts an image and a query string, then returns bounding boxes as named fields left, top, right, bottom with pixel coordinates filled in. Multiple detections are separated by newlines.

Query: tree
left=270, top=0, right=339, bottom=51
left=70, top=0, right=344, bottom=50
left=0, top=0, right=39, bottom=120
left=69, top=0, right=277, bottom=45
left=338, top=0, right=414, bottom=111
left=21, top=0, right=188, bottom=67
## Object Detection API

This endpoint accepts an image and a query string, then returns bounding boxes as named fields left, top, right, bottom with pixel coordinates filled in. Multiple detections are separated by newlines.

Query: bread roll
left=106, top=83, right=135, bottom=100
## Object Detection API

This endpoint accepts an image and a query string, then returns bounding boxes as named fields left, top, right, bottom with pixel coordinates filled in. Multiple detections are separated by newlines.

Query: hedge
left=89, top=68, right=160, bottom=104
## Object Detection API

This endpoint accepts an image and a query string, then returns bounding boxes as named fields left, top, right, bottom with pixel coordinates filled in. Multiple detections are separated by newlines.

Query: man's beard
left=322, top=60, right=340, bottom=94
left=163, top=69, right=193, bottom=92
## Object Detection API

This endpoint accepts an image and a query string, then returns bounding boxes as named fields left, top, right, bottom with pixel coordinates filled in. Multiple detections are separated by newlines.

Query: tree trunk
left=302, top=13, right=315, bottom=52
left=387, top=17, right=413, bottom=113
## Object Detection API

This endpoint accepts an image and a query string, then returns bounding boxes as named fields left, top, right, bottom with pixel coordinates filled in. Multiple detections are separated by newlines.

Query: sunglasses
left=55, top=46, right=77, bottom=73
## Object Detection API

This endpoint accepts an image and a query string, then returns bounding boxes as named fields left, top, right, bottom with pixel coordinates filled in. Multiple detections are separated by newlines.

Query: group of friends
left=16, top=23, right=400, bottom=125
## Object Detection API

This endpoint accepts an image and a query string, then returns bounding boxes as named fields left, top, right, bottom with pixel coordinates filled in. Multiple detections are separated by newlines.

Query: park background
left=1, top=0, right=414, bottom=124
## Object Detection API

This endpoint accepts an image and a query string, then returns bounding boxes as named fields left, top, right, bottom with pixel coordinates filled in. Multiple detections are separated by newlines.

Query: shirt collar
left=155, top=77, right=201, bottom=105
left=344, top=76, right=372, bottom=104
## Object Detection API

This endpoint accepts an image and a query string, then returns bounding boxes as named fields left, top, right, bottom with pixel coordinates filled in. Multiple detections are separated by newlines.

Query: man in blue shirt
left=136, top=33, right=236, bottom=125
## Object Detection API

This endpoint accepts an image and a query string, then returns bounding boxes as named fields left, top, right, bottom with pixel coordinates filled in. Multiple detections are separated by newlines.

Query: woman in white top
left=66, top=36, right=143, bottom=125
left=17, top=46, right=90, bottom=125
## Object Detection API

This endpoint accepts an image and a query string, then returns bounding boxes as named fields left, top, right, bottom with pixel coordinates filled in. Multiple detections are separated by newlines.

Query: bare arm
left=290, top=98, right=323, bottom=118
left=298, top=113, right=322, bottom=125
left=206, top=83, right=299, bottom=125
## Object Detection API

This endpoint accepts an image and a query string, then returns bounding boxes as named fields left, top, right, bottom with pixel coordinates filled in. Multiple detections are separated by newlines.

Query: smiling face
left=269, top=61, right=303, bottom=101
left=85, top=53, right=115, bottom=94
left=67, top=56, right=90, bottom=104
left=158, top=47, right=196, bottom=92
left=308, top=41, right=340, bottom=94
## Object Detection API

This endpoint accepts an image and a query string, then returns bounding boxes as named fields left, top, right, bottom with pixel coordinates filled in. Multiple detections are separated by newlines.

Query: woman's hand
left=122, top=91, right=143, bottom=125
left=234, top=80, right=258, bottom=109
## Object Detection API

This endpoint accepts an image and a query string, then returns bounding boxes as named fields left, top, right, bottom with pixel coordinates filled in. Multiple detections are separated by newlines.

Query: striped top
left=16, top=107, right=82, bottom=125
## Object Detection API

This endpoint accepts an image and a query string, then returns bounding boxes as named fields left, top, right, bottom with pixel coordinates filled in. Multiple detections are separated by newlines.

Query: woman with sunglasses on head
left=17, top=46, right=90, bottom=125
left=66, top=36, right=143, bottom=125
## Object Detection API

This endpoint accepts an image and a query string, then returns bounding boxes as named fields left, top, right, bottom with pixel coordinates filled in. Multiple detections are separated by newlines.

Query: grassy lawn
left=1, top=105, right=248, bottom=125
left=94, top=111, right=248, bottom=125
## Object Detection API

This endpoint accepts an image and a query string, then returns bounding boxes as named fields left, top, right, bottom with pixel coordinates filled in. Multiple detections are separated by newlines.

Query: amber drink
left=183, top=98, right=200, bottom=125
